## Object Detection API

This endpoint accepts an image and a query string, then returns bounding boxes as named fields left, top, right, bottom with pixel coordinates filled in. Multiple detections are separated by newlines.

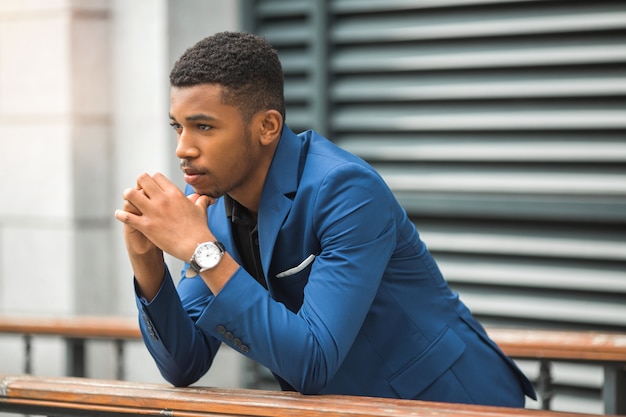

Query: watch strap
left=214, top=241, right=226, bottom=252
left=189, top=258, right=203, bottom=274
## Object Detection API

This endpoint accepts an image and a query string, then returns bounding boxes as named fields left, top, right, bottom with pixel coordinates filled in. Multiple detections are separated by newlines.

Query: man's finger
left=122, top=187, right=150, bottom=212
left=187, top=193, right=200, bottom=204
left=188, top=193, right=215, bottom=208
left=122, top=199, right=142, bottom=216
left=195, top=195, right=215, bottom=208
left=151, top=172, right=177, bottom=192
left=114, top=209, right=140, bottom=225
left=136, top=173, right=163, bottom=198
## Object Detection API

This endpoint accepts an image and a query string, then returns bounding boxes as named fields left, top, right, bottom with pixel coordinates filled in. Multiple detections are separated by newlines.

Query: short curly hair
left=170, top=31, right=285, bottom=123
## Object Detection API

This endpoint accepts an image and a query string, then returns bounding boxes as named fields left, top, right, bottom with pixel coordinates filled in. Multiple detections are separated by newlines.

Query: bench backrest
left=2, top=316, right=625, bottom=363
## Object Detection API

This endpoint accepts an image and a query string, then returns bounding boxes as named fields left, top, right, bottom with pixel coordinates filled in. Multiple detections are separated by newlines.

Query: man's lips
left=182, top=168, right=206, bottom=185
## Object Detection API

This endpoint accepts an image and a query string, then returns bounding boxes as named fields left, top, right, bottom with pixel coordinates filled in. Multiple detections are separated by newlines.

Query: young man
left=115, top=31, right=535, bottom=406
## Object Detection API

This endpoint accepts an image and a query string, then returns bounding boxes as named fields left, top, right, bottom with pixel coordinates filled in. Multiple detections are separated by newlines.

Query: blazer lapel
left=257, top=126, right=302, bottom=282
left=258, top=181, right=292, bottom=282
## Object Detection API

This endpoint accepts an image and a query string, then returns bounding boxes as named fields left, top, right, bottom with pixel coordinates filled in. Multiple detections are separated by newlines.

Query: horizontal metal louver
left=246, top=0, right=626, bottom=412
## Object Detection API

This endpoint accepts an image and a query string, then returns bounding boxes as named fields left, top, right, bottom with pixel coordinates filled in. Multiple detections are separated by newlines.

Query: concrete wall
left=0, top=0, right=246, bottom=388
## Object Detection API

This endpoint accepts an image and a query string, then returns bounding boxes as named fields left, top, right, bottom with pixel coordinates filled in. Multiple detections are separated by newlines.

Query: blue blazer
left=137, top=126, right=535, bottom=406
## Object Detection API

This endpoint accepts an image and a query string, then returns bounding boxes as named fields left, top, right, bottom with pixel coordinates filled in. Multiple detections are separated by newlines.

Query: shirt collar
left=224, top=194, right=256, bottom=228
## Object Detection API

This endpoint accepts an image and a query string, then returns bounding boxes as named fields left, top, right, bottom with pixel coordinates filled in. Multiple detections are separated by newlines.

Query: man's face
left=169, top=84, right=259, bottom=200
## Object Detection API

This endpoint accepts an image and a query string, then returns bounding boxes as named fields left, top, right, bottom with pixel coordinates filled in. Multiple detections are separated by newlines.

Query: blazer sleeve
left=135, top=265, right=223, bottom=386
left=190, top=163, right=397, bottom=393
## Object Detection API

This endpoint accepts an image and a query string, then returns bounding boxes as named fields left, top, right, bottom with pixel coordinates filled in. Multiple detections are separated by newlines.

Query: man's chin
left=196, top=188, right=222, bottom=200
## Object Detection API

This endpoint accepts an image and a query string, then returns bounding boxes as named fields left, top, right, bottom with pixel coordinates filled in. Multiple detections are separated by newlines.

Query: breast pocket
left=269, top=254, right=316, bottom=312
left=276, top=254, right=316, bottom=278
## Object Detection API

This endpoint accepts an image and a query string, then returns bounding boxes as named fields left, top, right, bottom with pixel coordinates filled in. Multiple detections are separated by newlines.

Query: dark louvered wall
left=242, top=0, right=626, bottom=412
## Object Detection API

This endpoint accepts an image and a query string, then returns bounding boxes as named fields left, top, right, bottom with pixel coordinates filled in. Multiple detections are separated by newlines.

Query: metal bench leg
left=115, top=339, right=125, bottom=380
left=604, top=364, right=626, bottom=415
left=538, top=359, right=553, bottom=410
left=23, top=334, right=32, bottom=374
left=66, top=338, right=86, bottom=377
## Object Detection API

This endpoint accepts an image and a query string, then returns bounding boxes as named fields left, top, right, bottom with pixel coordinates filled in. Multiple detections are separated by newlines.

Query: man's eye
left=198, top=124, right=212, bottom=131
left=169, top=122, right=182, bottom=131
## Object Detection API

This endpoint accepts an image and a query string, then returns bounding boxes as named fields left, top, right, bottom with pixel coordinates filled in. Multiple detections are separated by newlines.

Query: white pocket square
left=276, top=254, right=316, bottom=278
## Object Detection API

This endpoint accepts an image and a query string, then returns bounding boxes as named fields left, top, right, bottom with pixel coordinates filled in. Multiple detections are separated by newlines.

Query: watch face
left=196, top=242, right=223, bottom=269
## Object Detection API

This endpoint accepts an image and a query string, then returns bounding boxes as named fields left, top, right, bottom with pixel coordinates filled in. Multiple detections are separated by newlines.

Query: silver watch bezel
left=189, top=241, right=225, bottom=273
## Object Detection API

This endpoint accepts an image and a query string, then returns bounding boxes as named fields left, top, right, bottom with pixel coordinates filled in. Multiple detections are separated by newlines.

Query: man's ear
left=258, top=110, right=283, bottom=146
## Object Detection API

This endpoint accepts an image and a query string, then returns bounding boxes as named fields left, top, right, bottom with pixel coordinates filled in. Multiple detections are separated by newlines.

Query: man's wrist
left=197, top=252, right=239, bottom=295
left=130, top=250, right=166, bottom=302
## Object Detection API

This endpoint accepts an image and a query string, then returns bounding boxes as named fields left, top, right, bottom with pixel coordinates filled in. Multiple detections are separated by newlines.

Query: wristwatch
left=189, top=241, right=225, bottom=274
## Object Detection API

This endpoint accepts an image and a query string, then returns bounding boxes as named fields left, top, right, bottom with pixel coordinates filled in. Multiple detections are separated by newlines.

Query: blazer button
left=225, top=332, right=234, bottom=341
left=216, top=325, right=226, bottom=335
left=240, top=344, right=249, bottom=353
left=233, top=338, right=242, bottom=347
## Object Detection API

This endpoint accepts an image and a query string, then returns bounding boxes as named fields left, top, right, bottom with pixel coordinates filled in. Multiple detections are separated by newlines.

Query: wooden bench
left=0, top=374, right=618, bottom=417
left=487, top=328, right=626, bottom=414
left=1, top=316, right=625, bottom=414
left=0, top=315, right=141, bottom=379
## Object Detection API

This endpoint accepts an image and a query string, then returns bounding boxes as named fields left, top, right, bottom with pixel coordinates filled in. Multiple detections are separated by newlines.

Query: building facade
left=0, top=0, right=624, bottom=413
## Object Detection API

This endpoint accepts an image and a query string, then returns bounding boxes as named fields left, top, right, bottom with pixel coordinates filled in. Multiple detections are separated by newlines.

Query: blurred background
left=0, top=0, right=624, bottom=414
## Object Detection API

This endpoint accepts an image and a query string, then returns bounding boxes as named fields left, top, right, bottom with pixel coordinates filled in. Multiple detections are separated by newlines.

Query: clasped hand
left=114, top=172, right=215, bottom=262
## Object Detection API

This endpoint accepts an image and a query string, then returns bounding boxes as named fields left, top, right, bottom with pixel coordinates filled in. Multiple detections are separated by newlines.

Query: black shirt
left=224, top=195, right=267, bottom=290
left=223, top=195, right=297, bottom=391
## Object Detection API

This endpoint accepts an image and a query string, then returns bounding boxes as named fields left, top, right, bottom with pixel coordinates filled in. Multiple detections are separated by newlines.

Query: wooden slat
left=0, top=375, right=617, bottom=417
left=0, top=316, right=141, bottom=340
left=488, top=328, right=626, bottom=362
left=2, top=316, right=626, bottom=362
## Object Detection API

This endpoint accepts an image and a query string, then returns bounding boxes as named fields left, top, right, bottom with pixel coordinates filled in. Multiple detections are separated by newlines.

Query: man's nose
left=175, top=131, right=199, bottom=159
